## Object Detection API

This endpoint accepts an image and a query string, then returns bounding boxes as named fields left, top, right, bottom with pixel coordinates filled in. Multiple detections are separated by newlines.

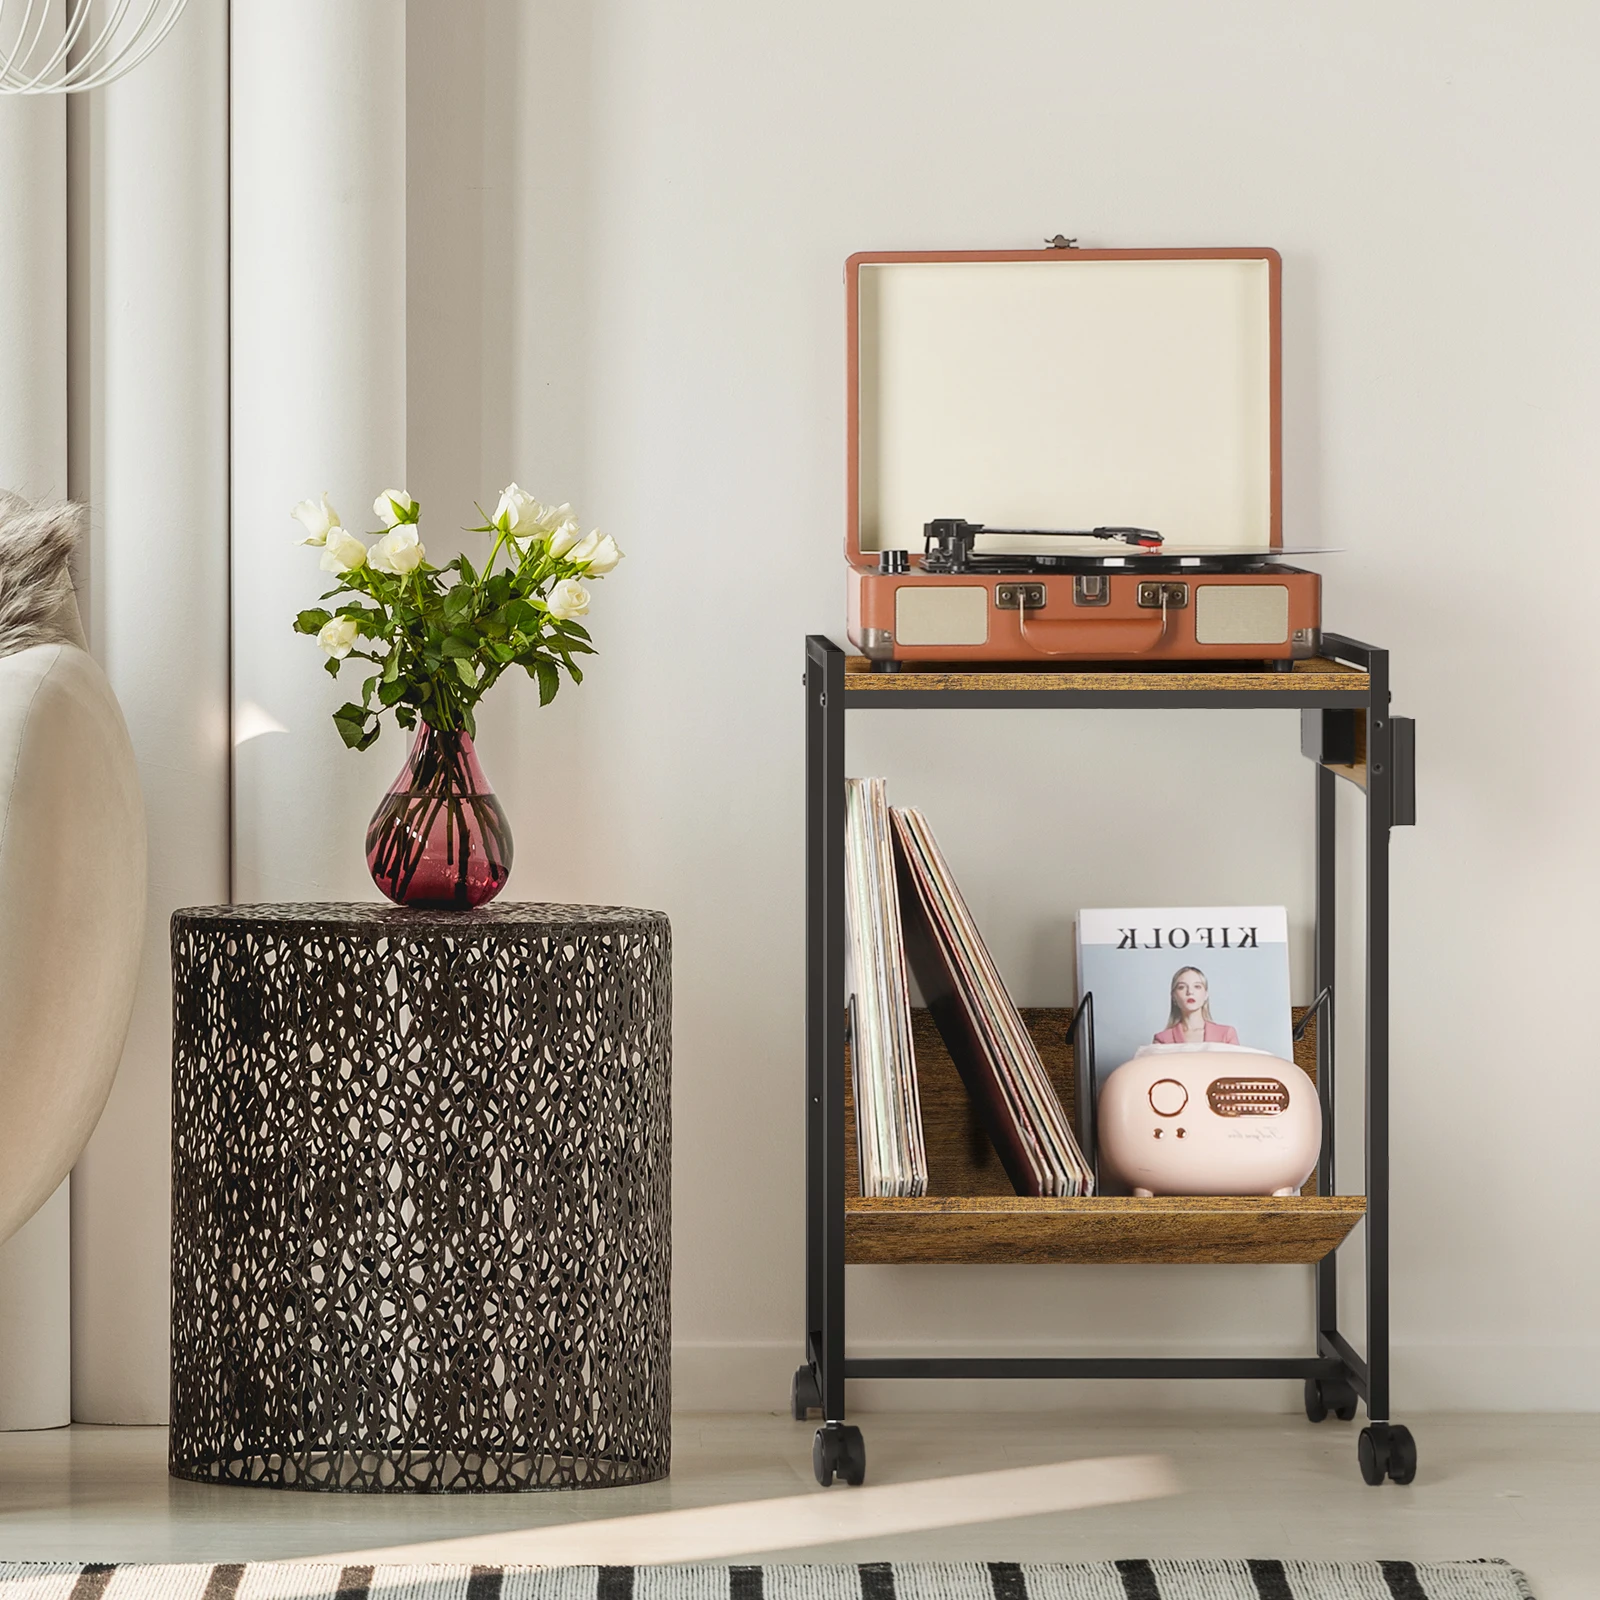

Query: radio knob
left=1148, top=1078, right=1189, bottom=1117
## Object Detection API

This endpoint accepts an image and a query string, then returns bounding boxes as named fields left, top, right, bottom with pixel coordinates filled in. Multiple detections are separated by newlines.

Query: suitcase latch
left=1073, top=575, right=1110, bottom=607
left=995, top=583, right=1045, bottom=611
left=1137, top=581, right=1189, bottom=609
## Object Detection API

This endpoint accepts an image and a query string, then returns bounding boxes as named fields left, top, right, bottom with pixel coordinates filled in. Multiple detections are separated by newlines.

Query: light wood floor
left=0, top=1414, right=1593, bottom=1599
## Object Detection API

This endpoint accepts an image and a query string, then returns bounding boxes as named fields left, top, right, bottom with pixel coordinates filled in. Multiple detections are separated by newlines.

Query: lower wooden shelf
left=844, top=1005, right=1366, bottom=1265
left=845, top=1193, right=1367, bottom=1265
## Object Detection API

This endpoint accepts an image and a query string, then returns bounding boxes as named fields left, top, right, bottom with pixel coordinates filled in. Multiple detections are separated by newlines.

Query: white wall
left=401, top=0, right=1600, bottom=1414
left=58, top=0, right=1600, bottom=1419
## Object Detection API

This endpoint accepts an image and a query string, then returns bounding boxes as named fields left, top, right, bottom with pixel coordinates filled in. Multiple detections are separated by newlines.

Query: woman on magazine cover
left=1153, top=965, right=1240, bottom=1045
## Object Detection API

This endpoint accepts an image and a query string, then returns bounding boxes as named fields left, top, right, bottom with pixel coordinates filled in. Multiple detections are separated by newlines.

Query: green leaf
left=455, top=657, right=477, bottom=688
left=377, top=675, right=407, bottom=707
left=331, top=704, right=373, bottom=750
left=323, top=656, right=341, bottom=677
left=295, top=608, right=333, bottom=634
left=534, top=658, right=559, bottom=706
left=456, top=553, right=479, bottom=587
left=361, top=674, right=378, bottom=709
left=439, top=632, right=478, bottom=659
left=382, top=646, right=402, bottom=682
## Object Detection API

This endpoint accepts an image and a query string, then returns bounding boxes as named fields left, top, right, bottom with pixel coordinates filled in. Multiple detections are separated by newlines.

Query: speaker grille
left=1206, top=1076, right=1290, bottom=1117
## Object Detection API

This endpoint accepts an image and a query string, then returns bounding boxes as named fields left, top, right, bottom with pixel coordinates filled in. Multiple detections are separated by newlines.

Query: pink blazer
left=1154, top=1021, right=1239, bottom=1046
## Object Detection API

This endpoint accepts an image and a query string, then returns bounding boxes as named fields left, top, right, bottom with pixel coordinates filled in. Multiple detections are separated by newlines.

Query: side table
left=169, top=902, right=671, bottom=1492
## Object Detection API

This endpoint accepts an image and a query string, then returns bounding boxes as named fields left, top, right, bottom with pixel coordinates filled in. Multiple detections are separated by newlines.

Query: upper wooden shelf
left=843, top=654, right=1369, bottom=697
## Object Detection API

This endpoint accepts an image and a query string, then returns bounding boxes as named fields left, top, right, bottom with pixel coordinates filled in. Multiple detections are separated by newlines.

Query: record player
left=843, top=246, right=1323, bottom=667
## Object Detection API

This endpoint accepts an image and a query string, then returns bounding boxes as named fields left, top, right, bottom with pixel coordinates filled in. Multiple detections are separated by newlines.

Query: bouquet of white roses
left=291, top=483, right=621, bottom=751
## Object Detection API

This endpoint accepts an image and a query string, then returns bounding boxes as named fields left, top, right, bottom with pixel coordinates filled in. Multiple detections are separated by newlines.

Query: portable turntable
left=843, top=246, right=1324, bottom=667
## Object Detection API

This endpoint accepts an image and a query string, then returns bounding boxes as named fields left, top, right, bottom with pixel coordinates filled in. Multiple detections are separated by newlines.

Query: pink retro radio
left=843, top=246, right=1324, bottom=669
left=1096, top=1045, right=1322, bottom=1198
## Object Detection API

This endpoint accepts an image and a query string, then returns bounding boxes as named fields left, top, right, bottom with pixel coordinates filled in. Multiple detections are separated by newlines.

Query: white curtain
left=0, top=0, right=404, bottom=1425
left=0, top=5, right=71, bottom=1432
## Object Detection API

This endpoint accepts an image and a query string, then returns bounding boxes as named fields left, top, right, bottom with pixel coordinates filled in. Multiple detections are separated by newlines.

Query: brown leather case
left=848, top=565, right=1321, bottom=665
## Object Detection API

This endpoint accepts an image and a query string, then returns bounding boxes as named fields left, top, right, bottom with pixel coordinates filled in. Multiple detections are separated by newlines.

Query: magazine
left=1075, top=907, right=1293, bottom=1187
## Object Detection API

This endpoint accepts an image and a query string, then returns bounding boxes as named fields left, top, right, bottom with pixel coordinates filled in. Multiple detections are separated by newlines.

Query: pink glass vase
left=366, top=724, right=512, bottom=909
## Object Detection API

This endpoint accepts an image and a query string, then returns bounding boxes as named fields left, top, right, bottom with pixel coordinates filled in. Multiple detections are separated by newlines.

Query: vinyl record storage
left=796, top=633, right=1418, bottom=1488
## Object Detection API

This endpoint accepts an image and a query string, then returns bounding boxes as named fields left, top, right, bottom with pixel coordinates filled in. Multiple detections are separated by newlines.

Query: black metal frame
left=803, top=631, right=1413, bottom=1432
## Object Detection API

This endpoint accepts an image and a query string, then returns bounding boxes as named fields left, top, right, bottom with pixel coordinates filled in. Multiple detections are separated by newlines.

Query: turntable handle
left=1017, top=592, right=1171, bottom=657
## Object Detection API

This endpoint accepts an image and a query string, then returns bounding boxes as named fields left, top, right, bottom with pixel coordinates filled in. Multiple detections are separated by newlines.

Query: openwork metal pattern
left=170, top=903, right=671, bottom=1493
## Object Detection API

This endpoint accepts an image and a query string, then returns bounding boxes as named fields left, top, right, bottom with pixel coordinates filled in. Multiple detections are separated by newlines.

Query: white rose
left=545, top=578, right=590, bottom=620
left=547, top=518, right=582, bottom=556
left=373, top=489, right=417, bottom=527
left=369, top=526, right=426, bottom=574
left=564, top=529, right=603, bottom=566
left=533, top=500, right=574, bottom=533
left=291, top=492, right=341, bottom=546
left=494, top=483, right=542, bottom=534
left=583, top=533, right=622, bottom=574
left=319, top=527, right=369, bottom=574
left=317, top=615, right=360, bottom=658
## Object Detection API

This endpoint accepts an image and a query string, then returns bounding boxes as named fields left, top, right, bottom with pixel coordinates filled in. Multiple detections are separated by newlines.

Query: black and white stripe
left=0, top=1561, right=1534, bottom=1600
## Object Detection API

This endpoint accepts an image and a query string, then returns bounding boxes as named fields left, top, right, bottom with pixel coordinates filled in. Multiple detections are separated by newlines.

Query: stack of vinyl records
left=844, top=778, right=927, bottom=1197
left=892, top=806, right=1095, bottom=1198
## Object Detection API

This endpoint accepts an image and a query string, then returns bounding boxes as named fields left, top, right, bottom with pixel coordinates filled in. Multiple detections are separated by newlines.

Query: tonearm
left=921, top=517, right=1163, bottom=573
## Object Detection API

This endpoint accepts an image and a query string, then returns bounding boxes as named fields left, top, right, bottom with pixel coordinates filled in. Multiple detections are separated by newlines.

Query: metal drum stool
left=169, top=902, right=671, bottom=1492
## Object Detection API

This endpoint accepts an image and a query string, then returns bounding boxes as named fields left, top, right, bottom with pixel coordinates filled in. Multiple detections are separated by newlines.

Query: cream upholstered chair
left=0, top=498, right=145, bottom=1249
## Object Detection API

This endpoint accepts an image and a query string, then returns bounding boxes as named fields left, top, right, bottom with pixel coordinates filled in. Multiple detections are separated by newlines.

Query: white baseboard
left=672, top=1339, right=1600, bottom=1414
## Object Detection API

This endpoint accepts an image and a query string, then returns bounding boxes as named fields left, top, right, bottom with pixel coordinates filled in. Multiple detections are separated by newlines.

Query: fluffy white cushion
left=0, top=495, right=89, bottom=656
left=0, top=501, right=145, bottom=1248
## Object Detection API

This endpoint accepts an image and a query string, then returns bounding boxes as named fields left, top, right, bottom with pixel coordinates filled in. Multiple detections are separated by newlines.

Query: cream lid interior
left=855, top=257, right=1274, bottom=556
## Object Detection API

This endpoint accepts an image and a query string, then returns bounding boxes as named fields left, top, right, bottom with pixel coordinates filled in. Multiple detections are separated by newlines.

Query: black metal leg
left=1364, top=649, right=1393, bottom=1425
left=805, top=637, right=849, bottom=1424
left=804, top=644, right=826, bottom=1378
left=1314, top=761, right=1338, bottom=1340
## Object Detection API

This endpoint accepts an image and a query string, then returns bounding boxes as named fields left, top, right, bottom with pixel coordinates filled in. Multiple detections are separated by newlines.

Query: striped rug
left=0, top=1561, right=1534, bottom=1600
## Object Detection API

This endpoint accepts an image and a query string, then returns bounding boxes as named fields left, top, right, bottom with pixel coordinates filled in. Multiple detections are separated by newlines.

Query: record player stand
left=799, top=632, right=1418, bottom=1489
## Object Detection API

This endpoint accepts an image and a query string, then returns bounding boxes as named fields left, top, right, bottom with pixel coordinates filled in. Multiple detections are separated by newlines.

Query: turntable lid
left=848, top=249, right=1280, bottom=562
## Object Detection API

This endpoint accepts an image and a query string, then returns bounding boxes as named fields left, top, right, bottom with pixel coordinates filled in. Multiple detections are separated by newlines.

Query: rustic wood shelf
left=843, top=1006, right=1363, bottom=1266
left=843, top=654, right=1369, bottom=697
left=845, top=1194, right=1367, bottom=1266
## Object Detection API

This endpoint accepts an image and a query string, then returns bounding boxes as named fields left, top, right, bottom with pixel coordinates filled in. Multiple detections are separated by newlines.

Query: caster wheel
left=791, top=1364, right=822, bottom=1421
left=1358, top=1425, right=1386, bottom=1485
left=812, top=1422, right=866, bottom=1487
left=1304, top=1378, right=1327, bottom=1422
left=1386, top=1424, right=1418, bottom=1484
left=1306, top=1377, right=1359, bottom=1422
left=1359, top=1422, right=1418, bottom=1485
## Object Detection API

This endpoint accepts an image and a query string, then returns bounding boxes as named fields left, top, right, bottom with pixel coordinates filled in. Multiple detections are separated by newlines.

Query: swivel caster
left=791, top=1364, right=822, bottom=1421
left=813, top=1421, right=866, bottom=1486
left=1358, top=1422, right=1418, bottom=1485
left=1304, top=1376, right=1358, bottom=1422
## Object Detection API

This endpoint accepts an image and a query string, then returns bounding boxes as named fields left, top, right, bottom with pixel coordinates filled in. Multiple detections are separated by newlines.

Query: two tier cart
left=796, top=632, right=1417, bottom=1487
